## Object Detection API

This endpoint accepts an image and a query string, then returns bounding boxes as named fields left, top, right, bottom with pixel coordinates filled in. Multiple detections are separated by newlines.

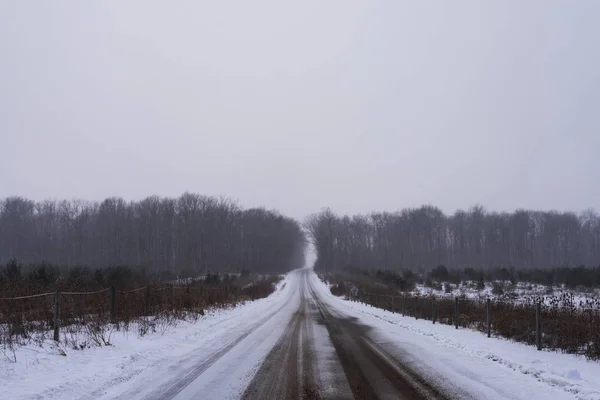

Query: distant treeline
left=306, top=206, right=600, bottom=272
left=0, top=194, right=306, bottom=275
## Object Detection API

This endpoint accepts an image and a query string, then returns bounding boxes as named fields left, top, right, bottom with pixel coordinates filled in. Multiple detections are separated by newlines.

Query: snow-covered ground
left=312, top=273, right=600, bottom=400
left=3, top=268, right=599, bottom=399
left=367, top=279, right=600, bottom=308
left=415, top=280, right=599, bottom=303
left=1, top=273, right=301, bottom=400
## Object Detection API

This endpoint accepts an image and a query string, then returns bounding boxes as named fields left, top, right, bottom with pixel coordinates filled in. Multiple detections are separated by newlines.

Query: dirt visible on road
left=244, top=269, right=453, bottom=400
left=308, top=285, right=450, bottom=399
left=242, top=273, right=323, bottom=400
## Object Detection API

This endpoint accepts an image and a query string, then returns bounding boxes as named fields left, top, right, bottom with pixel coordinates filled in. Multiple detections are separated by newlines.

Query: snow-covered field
left=408, top=281, right=600, bottom=308
left=2, top=268, right=599, bottom=399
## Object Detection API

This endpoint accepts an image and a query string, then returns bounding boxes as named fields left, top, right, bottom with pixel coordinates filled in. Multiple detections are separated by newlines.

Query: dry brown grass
left=0, top=276, right=281, bottom=354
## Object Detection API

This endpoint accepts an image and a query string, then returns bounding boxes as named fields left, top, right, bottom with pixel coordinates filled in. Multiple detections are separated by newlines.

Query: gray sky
left=1, top=1, right=599, bottom=221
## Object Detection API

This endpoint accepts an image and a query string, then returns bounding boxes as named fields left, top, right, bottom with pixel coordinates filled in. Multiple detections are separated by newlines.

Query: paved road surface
left=140, top=268, right=455, bottom=400
left=242, top=269, right=450, bottom=400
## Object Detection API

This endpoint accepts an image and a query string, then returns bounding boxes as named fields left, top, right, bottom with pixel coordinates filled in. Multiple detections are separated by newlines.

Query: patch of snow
left=409, top=281, right=599, bottom=310
left=567, top=369, right=582, bottom=381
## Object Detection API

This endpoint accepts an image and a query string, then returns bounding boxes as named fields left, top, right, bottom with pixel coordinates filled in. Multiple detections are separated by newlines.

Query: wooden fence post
left=391, top=296, right=395, bottom=313
left=536, top=301, right=542, bottom=351
left=432, top=297, right=436, bottom=324
left=414, top=296, right=418, bottom=320
left=377, top=294, right=380, bottom=309
left=170, top=285, right=175, bottom=311
left=110, top=286, right=117, bottom=323
left=145, top=285, right=150, bottom=315
left=53, top=290, right=61, bottom=342
left=486, top=298, right=491, bottom=338
left=455, top=297, right=459, bottom=329
left=401, top=295, right=405, bottom=316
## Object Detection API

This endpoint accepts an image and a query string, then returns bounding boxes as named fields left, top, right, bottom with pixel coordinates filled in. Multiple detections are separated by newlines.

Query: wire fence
left=349, top=291, right=600, bottom=360
left=1, top=280, right=273, bottom=348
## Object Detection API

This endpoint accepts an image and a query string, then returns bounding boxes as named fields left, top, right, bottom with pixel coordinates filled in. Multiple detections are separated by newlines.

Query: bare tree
left=307, top=205, right=600, bottom=272
left=0, top=194, right=306, bottom=275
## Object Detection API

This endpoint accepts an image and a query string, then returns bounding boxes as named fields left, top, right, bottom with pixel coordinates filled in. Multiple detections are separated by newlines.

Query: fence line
left=120, top=287, right=148, bottom=294
left=0, top=292, right=55, bottom=300
left=1, top=282, right=253, bottom=344
left=348, top=290, right=600, bottom=359
left=62, top=288, right=111, bottom=296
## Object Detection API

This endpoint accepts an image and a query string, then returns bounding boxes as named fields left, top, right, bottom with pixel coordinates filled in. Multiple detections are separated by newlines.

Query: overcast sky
left=1, top=1, right=599, bottom=221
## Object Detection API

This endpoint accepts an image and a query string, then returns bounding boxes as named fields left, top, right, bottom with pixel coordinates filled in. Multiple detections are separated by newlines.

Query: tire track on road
left=243, top=271, right=324, bottom=400
left=306, top=273, right=451, bottom=400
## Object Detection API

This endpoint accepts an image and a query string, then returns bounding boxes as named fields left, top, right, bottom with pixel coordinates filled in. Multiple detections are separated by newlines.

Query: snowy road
left=107, top=268, right=597, bottom=400
left=86, top=269, right=600, bottom=400
left=242, top=269, right=450, bottom=399
left=4, top=268, right=600, bottom=400
left=144, top=268, right=453, bottom=399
